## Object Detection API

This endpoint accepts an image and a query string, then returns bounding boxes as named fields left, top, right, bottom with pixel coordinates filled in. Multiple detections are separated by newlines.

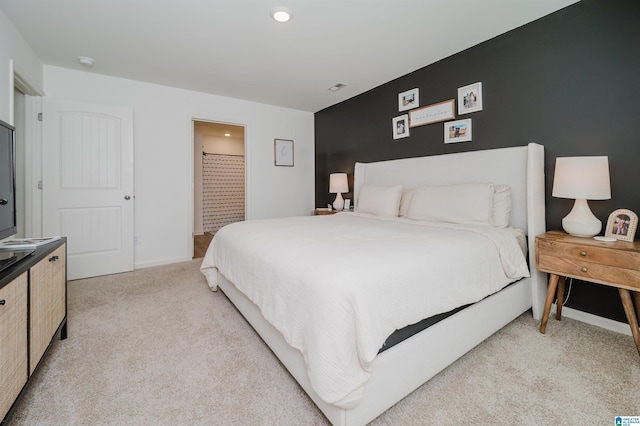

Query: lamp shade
left=552, top=156, right=611, bottom=200
left=329, top=173, right=349, bottom=194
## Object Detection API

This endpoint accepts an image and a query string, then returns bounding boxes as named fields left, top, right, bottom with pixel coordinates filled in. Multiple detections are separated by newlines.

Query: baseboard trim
left=135, top=256, right=193, bottom=270
left=553, top=305, right=631, bottom=336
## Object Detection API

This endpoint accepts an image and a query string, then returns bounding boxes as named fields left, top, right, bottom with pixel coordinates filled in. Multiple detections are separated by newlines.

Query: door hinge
left=37, top=180, right=43, bottom=189
left=37, top=113, right=43, bottom=121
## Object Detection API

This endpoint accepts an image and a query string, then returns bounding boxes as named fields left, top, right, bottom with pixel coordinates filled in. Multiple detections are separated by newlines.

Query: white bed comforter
left=200, top=212, right=529, bottom=408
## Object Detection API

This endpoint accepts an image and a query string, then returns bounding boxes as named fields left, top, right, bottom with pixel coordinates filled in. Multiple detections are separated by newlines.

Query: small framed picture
left=444, top=119, right=472, bottom=143
left=604, top=209, right=638, bottom=242
left=457, top=82, right=483, bottom=115
left=274, top=138, right=294, bottom=167
left=392, top=114, right=410, bottom=140
left=398, top=88, right=419, bottom=111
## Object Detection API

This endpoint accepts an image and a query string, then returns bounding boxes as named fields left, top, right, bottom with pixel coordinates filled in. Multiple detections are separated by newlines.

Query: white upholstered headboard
left=353, top=143, right=547, bottom=318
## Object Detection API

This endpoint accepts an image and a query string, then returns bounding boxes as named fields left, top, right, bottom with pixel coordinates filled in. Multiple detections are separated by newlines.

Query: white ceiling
left=0, top=0, right=579, bottom=112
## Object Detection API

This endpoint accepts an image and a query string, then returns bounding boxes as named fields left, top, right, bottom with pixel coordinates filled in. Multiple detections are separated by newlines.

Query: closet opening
left=193, top=121, right=245, bottom=258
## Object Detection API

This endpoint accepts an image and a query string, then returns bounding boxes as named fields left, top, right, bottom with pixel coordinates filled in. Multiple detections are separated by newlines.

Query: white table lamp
left=329, top=173, right=349, bottom=211
left=552, top=156, right=611, bottom=237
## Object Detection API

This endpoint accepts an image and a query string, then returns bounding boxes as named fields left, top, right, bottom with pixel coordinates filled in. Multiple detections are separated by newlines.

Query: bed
left=201, top=143, right=546, bottom=425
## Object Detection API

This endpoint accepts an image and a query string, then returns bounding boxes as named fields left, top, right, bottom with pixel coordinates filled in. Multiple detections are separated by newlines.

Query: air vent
left=327, top=83, right=347, bottom=92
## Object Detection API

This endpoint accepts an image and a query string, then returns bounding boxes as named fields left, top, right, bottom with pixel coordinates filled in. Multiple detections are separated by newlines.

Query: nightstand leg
left=618, top=288, right=640, bottom=356
left=540, top=274, right=559, bottom=334
left=556, top=276, right=566, bottom=321
left=633, top=291, right=640, bottom=325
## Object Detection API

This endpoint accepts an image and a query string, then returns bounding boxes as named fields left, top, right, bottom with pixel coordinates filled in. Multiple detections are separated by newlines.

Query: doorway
left=13, top=68, right=45, bottom=240
left=13, top=88, right=26, bottom=238
left=193, top=121, right=245, bottom=258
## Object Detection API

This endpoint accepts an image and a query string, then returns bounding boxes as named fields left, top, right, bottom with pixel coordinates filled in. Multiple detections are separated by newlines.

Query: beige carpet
left=9, top=260, right=640, bottom=425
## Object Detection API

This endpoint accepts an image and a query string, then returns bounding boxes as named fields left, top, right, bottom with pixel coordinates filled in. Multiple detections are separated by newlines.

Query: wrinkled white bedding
left=200, top=212, right=529, bottom=408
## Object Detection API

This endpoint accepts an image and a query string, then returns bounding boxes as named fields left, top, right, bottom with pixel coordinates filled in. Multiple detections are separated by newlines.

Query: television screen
left=0, top=119, right=17, bottom=241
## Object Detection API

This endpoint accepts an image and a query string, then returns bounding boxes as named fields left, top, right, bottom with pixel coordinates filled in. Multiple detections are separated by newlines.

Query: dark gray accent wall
left=314, top=0, right=640, bottom=323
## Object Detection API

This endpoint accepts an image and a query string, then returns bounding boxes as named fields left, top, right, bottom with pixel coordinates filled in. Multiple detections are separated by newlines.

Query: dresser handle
left=0, top=300, right=5, bottom=305
left=581, top=267, right=588, bottom=273
left=580, top=251, right=587, bottom=256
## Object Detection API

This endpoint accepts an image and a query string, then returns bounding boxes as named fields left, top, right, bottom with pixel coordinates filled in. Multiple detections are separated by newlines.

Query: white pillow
left=355, top=184, right=403, bottom=218
left=406, top=183, right=494, bottom=225
left=398, top=189, right=415, bottom=217
left=492, top=185, right=511, bottom=228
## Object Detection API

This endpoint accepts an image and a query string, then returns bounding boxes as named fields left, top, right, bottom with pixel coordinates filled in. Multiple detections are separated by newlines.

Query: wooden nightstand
left=535, top=230, right=640, bottom=356
left=313, top=209, right=337, bottom=215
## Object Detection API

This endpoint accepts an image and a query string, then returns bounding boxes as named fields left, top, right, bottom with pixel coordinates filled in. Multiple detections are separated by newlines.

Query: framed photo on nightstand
left=604, top=208, right=638, bottom=242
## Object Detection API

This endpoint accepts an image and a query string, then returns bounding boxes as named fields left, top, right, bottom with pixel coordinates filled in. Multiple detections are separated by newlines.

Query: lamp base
left=332, top=193, right=344, bottom=211
left=562, top=198, right=602, bottom=237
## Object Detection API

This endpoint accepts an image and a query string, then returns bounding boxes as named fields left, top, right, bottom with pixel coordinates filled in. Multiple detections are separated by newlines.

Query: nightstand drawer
left=537, top=239, right=638, bottom=269
left=537, top=253, right=640, bottom=290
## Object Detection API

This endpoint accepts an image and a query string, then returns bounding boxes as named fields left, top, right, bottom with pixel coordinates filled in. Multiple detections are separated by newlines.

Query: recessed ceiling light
left=224, top=133, right=231, bottom=137
left=78, top=56, right=94, bottom=67
left=271, top=7, right=293, bottom=23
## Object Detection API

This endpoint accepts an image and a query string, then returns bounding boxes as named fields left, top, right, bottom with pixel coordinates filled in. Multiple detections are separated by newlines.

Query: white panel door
left=43, top=99, right=134, bottom=280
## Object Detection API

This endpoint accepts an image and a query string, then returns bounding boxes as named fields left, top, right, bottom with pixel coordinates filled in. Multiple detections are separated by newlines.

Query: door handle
left=0, top=198, right=7, bottom=205
left=124, top=195, right=131, bottom=200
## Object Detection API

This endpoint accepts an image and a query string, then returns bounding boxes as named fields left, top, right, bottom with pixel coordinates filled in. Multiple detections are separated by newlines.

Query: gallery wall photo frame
left=274, top=138, right=294, bottom=167
left=604, top=208, right=638, bottom=242
left=392, top=114, right=410, bottom=140
left=457, top=82, right=483, bottom=115
left=398, top=88, right=419, bottom=112
left=409, top=99, right=455, bottom=128
left=444, top=119, right=472, bottom=144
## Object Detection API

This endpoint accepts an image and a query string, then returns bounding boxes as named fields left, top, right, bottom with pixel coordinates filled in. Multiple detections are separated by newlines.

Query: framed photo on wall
left=457, top=82, right=483, bottom=115
left=398, top=88, right=419, bottom=111
left=604, top=208, right=638, bottom=242
left=444, top=119, right=472, bottom=143
left=274, top=138, right=294, bottom=166
left=392, top=115, right=410, bottom=139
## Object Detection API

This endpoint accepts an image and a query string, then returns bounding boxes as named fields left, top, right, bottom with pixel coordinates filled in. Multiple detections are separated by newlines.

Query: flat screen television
left=0, top=118, right=17, bottom=241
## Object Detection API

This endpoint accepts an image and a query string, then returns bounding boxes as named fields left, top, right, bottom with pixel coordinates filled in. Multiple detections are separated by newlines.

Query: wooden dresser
left=535, top=230, right=640, bottom=355
left=0, top=238, right=67, bottom=423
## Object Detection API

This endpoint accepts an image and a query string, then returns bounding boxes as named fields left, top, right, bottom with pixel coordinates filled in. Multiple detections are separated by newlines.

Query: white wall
left=44, top=65, right=315, bottom=269
left=0, top=8, right=43, bottom=123
left=202, top=135, right=244, bottom=156
left=202, top=135, right=244, bottom=155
